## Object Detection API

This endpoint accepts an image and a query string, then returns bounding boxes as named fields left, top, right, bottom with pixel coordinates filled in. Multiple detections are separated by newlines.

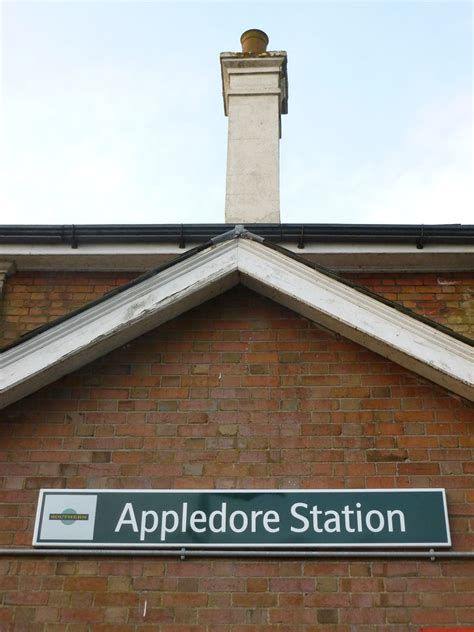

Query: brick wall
left=1, top=270, right=473, bottom=347
left=348, top=272, right=474, bottom=338
left=0, top=287, right=473, bottom=629
left=1, top=557, right=473, bottom=630
left=0, top=271, right=137, bottom=346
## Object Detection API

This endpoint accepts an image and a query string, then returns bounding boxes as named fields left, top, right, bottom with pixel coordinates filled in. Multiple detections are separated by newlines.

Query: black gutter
left=0, top=224, right=473, bottom=249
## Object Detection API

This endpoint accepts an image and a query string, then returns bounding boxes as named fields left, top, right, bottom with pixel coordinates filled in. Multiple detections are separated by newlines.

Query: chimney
left=220, top=30, right=288, bottom=224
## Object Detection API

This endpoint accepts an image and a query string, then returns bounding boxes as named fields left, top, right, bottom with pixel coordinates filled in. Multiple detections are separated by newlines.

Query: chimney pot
left=240, top=29, right=269, bottom=54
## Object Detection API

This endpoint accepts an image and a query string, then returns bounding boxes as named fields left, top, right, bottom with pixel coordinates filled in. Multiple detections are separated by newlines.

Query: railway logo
left=49, top=509, right=89, bottom=525
left=37, top=494, right=98, bottom=542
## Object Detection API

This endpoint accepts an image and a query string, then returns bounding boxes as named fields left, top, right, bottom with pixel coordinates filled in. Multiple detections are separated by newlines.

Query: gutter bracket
left=416, top=225, right=425, bottom=250
left=71, top=225, right=78, bottom=250
left=429, top=548, right=436, bottom=561
left=180, top=547, right=186, bottom=561
left=298, top=225, right=305, bottom=249
left=179, top=225, right=186, bottom=249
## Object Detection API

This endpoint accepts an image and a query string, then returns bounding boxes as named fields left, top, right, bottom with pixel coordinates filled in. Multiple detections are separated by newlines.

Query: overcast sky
left=1, top=0, right=472, bottom=225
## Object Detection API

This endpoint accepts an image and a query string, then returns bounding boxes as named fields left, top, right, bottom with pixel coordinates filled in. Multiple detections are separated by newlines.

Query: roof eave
left=0, top=235, right=472, bottom=409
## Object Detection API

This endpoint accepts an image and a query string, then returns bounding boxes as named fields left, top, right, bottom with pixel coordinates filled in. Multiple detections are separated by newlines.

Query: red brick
left=0, top=285, right=473, bottom=629
left=63, top=577, right=108, bottom=592
left=60, top=608, right=104, bottom=623
left=398, top=463, right=440, bottom=475
left=5, top=590, right=48, bottom=605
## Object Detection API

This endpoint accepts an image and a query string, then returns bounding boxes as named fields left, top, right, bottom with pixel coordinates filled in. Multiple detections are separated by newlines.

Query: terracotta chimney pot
left=240, top=29, right=269, bottom=54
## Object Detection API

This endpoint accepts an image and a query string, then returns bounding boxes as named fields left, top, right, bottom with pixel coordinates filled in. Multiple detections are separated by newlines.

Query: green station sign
left=33, top=489, right=451, bottom=548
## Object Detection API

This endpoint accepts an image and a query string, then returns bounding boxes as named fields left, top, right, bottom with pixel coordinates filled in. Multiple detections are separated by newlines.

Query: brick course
left=0, top=286, right=473, bottom=629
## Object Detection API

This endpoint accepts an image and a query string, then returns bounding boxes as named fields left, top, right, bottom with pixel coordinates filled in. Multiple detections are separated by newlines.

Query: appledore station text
left=34, top=489, right=451, bottom=549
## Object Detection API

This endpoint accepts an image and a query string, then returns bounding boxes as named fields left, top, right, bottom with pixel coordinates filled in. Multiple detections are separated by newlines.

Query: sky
left=0, top=0, right=472, bottom=226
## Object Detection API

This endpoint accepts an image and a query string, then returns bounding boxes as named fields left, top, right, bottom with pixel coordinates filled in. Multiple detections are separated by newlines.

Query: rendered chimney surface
left=220, top=31, right=288, bottom=224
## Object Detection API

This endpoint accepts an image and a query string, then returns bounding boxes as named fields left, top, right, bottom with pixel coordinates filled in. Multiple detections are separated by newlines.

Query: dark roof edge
left=0, top=223, right=473, bottom=248
left=1, top=227, right=472, bottom=355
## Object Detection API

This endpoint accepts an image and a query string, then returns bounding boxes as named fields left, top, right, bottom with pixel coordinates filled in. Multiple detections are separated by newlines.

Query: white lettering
left=181, top=502, right=188, bottom=533
left=190, top=510, right=206, bottom=533
left=263, top=510, right=280, bottom=533
left=229, top=510, right=248, bottom=533
left=356, top=502, right=363, bottom=532
left=160, top=510, right=179, bottom=541
left=250, top=510, right=263, bottom=532
left=115, top=498, right=407, bottom=543
left=140, top=510, right=159, bottom=541
left=209, top=503, right=227, bottom=533
left=310, top=506, right=323, bottom=533
left=341, top=505, right=355, bottom=533
left=387, top=509, right=406, bottom=533
left=366, top=510, right=384, bottom=533
left=324, top=510, right=341, bottom=533
left=115, top=503, right=139, bottom=533
left=290, top=503, right=309, bottom=533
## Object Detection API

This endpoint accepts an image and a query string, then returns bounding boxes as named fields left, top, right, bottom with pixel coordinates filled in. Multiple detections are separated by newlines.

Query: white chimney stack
left=220, top=30, right=288, bottom=224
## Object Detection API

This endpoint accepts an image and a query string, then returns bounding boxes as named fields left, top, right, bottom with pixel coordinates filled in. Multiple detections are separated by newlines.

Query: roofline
left=2, top=228, right=472, bottom=355
left=3, top=223, right=473, bottom=273
left=1, top=234, right=472, bottom=408
left=1, top=223, right=473, bottom=248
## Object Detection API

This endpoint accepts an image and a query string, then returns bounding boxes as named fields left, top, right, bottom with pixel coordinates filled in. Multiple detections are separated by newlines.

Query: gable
left=4, top=285, right=469, bottom=420
left=0, top=235, right=472, bottom=409
left=2, top=287, right=472, bottom=520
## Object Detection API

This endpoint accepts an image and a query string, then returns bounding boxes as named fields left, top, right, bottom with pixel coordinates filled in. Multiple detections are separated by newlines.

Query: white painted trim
left=238, top=240, right=473, bottom=400
left=1, top=242, right=473, bottom=272
left=0, top=241, right=239, bottom=409
left=0, top=238, right=472, bottom=409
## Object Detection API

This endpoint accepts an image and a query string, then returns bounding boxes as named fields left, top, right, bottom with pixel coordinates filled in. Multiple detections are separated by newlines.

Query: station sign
left=33, top=488, right=451, bottom=548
